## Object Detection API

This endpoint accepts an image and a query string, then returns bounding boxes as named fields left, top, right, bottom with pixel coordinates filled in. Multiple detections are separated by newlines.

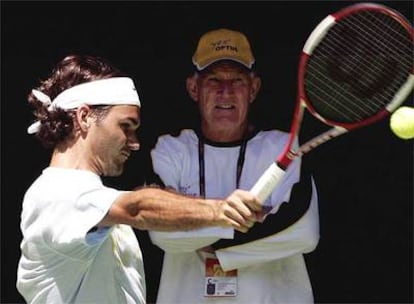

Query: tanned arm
left=100, top=188, right=260, bottom=233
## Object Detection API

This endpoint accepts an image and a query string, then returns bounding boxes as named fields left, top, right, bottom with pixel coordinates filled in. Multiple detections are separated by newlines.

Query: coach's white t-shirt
left=17, top=167, right=145, bottom=304
left=150, top=129, right=319, bottom=304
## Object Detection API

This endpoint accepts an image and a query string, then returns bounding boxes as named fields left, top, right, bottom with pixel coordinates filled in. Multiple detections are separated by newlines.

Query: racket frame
left=277, top=2, right=414, bottom=169
left=251, top=2, right=414, bottom=204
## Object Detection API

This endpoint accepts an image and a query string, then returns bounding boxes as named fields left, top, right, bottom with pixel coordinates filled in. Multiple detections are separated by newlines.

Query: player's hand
left=215, top=189, right=261, bottom=233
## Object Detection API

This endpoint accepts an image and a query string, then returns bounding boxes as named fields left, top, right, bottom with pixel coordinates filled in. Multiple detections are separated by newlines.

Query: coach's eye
left=232, top=78, right=244, bottom=86
left=207, top=77, right=220, bottom=83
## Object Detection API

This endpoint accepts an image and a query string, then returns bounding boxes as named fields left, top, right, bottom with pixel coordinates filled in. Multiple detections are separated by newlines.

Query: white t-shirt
left=150, top=129, right=320, bottom=304
left=17, top=167, right=146, bottom=304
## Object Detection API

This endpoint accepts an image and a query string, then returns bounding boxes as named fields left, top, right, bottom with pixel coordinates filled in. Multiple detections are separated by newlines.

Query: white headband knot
left=27, top=77, right=141, bottom=134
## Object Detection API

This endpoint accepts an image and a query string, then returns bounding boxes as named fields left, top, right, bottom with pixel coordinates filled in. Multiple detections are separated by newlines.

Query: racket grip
left=250, top=162, right=286, bottom=203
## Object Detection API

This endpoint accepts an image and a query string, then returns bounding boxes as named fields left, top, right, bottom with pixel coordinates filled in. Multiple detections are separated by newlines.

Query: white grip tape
left=250, top=162, right=286, bottom=203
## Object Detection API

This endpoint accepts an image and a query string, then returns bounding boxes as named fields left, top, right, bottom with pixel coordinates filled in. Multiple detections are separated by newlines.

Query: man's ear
left=75, top=104, right=92, bottom=132
left=249, top=76, right=262, bottom=103
left=186, top=75, right=199, bottom=102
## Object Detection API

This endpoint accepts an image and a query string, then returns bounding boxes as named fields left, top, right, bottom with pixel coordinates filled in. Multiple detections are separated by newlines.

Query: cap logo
left=211, top=40, right=238, bottom=53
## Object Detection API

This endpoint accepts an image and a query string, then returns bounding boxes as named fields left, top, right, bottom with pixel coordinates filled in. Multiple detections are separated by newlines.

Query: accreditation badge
left=204, top=258, right=237, bottom=297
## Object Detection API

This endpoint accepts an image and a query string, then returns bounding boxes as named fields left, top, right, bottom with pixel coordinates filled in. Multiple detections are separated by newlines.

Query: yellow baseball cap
left=192, top=28, right=255, bottom=71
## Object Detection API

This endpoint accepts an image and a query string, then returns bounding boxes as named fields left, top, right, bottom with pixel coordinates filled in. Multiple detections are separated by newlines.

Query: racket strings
left=337, top=12, right=412, bottom=84
left=311, top=14, right=410, bottom=115
left=351, top=11, right=412, bottom=65
left=304, top=10, right=413, bottom=123
left=334, top=11, right=411, bottom=91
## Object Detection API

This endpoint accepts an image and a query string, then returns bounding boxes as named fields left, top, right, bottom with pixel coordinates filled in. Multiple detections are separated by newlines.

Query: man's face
left=187, top=62, right=261, bottom=137
left=87, top=105, right=140, bottom=176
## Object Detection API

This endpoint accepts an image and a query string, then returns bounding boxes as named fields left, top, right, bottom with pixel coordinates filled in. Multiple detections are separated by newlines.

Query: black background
left=1, top=1, right=413, bottom=303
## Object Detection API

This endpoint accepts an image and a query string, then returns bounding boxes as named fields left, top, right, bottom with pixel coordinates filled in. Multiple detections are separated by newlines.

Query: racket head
left=299, top=3, right=414, bottom=130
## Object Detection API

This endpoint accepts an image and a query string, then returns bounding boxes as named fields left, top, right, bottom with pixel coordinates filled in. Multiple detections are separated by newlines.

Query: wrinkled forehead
left=199, top=60, right=252, bottom=75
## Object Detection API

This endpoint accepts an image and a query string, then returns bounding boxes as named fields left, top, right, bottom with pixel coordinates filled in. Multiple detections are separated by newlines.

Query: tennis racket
left=250, top=2, right=414, bottom=203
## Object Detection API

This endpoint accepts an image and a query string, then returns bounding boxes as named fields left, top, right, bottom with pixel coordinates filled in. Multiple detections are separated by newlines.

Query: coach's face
left=186, top=61, right=261, bottom=141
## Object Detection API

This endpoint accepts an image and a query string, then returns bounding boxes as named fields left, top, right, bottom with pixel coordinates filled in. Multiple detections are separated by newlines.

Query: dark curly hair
left=28, top=54, right=126, bottom=148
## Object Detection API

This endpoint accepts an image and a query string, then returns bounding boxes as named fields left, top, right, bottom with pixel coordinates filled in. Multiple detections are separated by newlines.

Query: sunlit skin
left=88, top=105, right=140, bottom=176
left=50, top=105, right=140, bottom=177
left=186, top=61, right=261, bottom=142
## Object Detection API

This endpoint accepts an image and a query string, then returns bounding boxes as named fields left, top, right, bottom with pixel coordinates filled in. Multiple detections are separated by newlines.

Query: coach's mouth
left=215, top=104, right=235, bottom=110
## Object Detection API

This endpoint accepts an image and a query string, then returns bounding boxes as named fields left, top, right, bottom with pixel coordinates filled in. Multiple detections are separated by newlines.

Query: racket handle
left=250, top=162, right=286, bottom=203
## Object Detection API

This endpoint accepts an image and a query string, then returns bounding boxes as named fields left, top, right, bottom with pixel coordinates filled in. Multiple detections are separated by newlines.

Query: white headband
left=27, top=77, right=141, bottom=134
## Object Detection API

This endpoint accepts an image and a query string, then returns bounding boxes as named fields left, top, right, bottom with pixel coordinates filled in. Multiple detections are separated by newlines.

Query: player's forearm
left=105, top=188, right=230, bottom=231
left=130, top=188, right=221, bottom=231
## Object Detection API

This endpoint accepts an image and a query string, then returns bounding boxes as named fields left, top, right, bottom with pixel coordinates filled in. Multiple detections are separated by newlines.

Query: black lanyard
left=198, top=138, right=248, bottom=198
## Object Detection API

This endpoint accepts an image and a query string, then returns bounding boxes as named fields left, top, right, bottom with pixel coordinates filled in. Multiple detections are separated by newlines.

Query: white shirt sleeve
left=43, top=187, right=123, bottom=256
left=216, top=178, right=320, bottom=271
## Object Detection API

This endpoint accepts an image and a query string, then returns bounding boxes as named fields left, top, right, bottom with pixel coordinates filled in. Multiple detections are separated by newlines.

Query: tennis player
left=16, top=54, right=261, bottom=304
